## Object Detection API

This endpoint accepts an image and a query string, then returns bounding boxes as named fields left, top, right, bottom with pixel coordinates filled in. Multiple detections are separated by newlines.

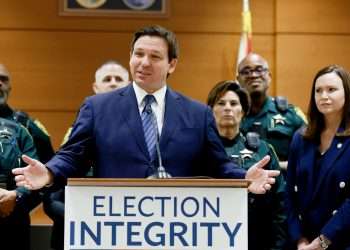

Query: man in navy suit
left=12, top=25, right=279, bottom=194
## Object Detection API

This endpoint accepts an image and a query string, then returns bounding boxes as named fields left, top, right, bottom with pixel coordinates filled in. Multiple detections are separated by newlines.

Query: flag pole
left=236, top=0, right=252, bottom=76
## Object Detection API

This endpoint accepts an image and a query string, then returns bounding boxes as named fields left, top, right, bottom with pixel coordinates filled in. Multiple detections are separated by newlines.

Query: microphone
left=148, top=139, right=172, bottom=179
left=147, top=108, right=171, bottom=179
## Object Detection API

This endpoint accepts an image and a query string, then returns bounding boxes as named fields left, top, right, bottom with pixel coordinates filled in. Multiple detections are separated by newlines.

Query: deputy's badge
left=240, top=148, right=254, bottom=160
left=0, top=127, right=11, bottom=137
left=272, top=114, right=286, bottom=126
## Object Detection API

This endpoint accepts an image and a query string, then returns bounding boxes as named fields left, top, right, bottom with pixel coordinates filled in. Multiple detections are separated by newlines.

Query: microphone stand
left=150, top=140, right=172, bottom=179
left=147, top=108, right=171, bottom=179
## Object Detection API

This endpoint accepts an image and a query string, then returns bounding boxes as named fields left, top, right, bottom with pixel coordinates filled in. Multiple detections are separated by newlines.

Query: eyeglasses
left=0, top=75, right=9, bottom=82
left=239, top=66, right=268, bottom=77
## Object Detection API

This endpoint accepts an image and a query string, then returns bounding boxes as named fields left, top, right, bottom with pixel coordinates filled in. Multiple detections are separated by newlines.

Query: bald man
left=93, top=60, right=129, bottom=94
left=62, top=61, right=130, bottom=144
left=237, top=53, right=306, bottom=171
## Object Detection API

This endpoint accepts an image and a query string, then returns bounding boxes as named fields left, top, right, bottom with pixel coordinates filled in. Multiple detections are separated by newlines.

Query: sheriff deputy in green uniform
left=237, top=53, right=306, bottom=170
left=0, top=63, right=54, bottom=163
left=207, top=80, right=286, bottom=250
left=0, top=117, right=41, bottom=250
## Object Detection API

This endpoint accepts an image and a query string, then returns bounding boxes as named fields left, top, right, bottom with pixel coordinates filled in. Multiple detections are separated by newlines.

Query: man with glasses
left=237, top=53, right=306, bottom=170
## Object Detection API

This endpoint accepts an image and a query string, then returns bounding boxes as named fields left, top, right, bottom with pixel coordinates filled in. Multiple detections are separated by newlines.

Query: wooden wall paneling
left=170, top=0, right=274, bottom=33
left=30, top=204, right=52, bottom=225
left=0, top=30, right=133, bottom=110
left=276, top=0, right=350, bottom=33
left=0, top=0, right=274, bottom=34
left=275, top=34, right=350, bottom=113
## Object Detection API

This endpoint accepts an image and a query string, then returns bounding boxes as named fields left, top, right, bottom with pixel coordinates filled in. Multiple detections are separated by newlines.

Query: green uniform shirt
left=0, top=104, right=55, bottom=163
left=222, top=133, right=286, bottom=250
left=240, top=97, right=306, bottom=161
left=0, top=117, right=42, bottom=250
left=0, top=117, right=41, bottom=214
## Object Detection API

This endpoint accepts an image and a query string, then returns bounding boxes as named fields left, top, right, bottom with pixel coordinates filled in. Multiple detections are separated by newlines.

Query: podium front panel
left=65, top=179, right=248, bottom=250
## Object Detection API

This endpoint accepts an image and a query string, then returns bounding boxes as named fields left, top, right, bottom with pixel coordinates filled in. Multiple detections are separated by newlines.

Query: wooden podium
left=65, top=178, right=249, bottom=250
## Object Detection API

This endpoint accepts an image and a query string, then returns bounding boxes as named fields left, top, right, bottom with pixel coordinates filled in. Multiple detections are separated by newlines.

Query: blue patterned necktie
left=141, top=95, right=158, bottom=160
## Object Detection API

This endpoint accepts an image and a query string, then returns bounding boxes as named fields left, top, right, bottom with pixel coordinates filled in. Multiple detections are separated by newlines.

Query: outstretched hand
left=245, top=155, right=280, bottom=194
left=12, top=155, right=53, bottom=190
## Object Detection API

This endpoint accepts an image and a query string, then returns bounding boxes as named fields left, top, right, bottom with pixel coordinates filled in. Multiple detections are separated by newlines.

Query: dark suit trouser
left=0, top=212, right=30, bottom=250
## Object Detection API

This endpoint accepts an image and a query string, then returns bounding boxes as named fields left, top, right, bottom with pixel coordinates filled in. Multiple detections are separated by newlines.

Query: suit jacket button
left=337, top=143, right=343, bottom=149
left=332, top=210, right=337, bottom=215
left=339, top=181, right=346, bottom=188
left=294, top=185, right=298, bottom=192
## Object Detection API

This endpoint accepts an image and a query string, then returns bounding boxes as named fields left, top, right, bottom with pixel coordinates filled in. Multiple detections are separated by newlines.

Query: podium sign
left=65, top=179, right=248, bottom=250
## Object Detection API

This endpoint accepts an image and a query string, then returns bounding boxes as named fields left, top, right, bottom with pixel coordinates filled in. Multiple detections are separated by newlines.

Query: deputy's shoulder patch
left=275, top=96, right=288, bottom=112
left=267, top=143, right=278, bottom=158
left=34, top=119, right=50, bottom=136
left=293, top=106, right=307, bottom=123
left=61, top=127, right=73, bottom=146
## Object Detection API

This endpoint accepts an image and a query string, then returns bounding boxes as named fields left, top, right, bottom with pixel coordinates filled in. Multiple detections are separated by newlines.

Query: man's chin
left=135, top=77, right=149, bottom=85
left=250, top=90, right=264, bottom=99
left=135, top=81, right=164, bottom=93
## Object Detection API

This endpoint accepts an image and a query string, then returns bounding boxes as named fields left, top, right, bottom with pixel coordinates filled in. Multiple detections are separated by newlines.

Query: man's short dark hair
left=130, top=25, right=179, bottom=62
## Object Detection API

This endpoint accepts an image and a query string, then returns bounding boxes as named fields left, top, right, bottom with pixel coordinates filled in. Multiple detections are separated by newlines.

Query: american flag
left=236, top=0, right=252, bottom=71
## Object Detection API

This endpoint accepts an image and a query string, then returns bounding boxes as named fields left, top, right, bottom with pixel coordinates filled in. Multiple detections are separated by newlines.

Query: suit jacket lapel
left=159, top=89, right=182, bottom=150
left=119, top=85, right=149, bottom=158
left=311, top=137, right=350, bottom=202
left=299, top=141, right=317, bottom=206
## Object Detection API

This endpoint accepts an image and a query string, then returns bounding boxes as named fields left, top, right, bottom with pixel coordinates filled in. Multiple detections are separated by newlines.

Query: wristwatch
left=318, top=235, right=330, bottom=250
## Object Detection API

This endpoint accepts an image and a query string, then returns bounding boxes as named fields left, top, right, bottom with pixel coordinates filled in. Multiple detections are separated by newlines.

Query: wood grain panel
left=276, top=35, right=350, bottom=113
left=31, top=204, right=53, bottom=225
left=1, top=30, right=132, bottom=110
left=277, top=0, right=350, bottom=33
left=169, top=0, right=274, bottom=33
left=0, top=0, right=274, bottom=34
